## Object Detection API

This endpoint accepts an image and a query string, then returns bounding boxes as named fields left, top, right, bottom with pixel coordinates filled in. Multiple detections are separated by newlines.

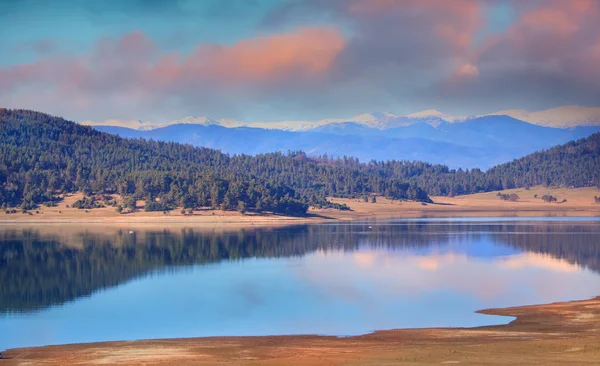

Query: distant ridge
left=82, top=105, right=600, bottom=131
left=95, top=115, right=600, bottom=169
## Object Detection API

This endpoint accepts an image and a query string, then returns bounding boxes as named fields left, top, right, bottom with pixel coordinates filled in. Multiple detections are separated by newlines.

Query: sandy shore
left=2, top=296, right=600, bottom=365
left=1, top=186, right=599, bottom=226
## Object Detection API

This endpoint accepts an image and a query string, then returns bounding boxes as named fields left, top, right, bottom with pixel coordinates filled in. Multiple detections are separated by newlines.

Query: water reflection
left=1, top=220, right=600, bottom=348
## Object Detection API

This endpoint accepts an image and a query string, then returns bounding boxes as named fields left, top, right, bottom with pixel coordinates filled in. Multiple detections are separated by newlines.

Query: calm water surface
left=1, top=218, right=600, bottom=349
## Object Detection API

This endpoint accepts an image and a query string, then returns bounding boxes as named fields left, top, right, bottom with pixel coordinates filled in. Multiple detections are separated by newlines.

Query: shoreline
left=2, top=186, right=599, bottom=226
left=3, top=296, right=600, bottom=365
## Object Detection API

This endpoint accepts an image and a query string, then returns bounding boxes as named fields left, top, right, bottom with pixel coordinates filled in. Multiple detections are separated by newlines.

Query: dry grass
left=326, top=186, right=600, bottom=219
left=1, top=186, right=599, bottom=227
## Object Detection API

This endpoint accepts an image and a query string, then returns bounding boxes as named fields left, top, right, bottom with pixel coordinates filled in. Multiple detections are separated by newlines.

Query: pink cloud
left=185, top=27, right=345, bottom=83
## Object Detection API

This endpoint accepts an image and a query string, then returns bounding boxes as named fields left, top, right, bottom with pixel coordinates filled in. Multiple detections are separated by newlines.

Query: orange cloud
left=0, top=27, right=346, bottom=101
left=0, top=27, right=346, bottom=120
left=186, top=27, right=345, bottom=83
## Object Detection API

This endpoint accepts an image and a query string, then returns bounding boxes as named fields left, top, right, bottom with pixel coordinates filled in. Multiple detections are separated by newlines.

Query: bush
left=72, top=196, right=104, bottom=209
left=541, top=194, right=557, bottom=203
left=498, top=193, right=519, bottom=201
left=144, top=200, right=172, bottom=212
left=331, top=203, right=351, bottom=211
left=21, top=200, right=38, bottom=210
left=123, top=197, right=137, bottom=210
left=237, top=200, right=247, bottom=214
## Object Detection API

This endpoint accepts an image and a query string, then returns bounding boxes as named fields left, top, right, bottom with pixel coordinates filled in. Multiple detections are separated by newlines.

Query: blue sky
left=1, top=0, right=599, bottom=122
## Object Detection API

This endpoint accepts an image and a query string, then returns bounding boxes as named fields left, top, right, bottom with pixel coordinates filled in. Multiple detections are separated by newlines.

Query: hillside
left=397, top=132, right=600, bottom=196
left=0, top=109, right=430, bottom=214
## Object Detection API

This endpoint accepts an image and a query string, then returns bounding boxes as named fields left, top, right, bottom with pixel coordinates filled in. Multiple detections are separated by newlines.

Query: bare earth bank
left=3, top=297, right=600, bottom=365
left=1, top=186, right=599, bottom=226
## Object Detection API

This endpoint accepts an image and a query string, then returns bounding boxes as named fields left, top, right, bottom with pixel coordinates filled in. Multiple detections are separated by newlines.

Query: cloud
left=446, top=0, right=600, bottom=110
left=184, top=27, right=344, bottom=83
left=456, top=63, right=480, bottom=78
left=0, top=27, right=345, bottom=120
left=1, top=0, right=599, bottom=120
left=263, top=0, right=600, bottom=114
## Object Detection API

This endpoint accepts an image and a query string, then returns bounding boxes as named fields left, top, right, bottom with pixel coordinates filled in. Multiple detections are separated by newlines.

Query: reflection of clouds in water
left=498, top=253, right=579, bottom=273
left=415, top=252, right=468, bottom=271
left=294, top=249, right=599, bottom=305
left=354, top=252, right=376, bottom=268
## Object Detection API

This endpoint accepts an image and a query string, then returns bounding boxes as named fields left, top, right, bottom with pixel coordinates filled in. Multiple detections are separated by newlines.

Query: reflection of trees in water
left=489, top=225, right=600, bottom=275
left=1, top=222, right=599, bottom=313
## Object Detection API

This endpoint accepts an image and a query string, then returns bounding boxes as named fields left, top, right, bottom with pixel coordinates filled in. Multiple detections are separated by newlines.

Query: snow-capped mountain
left=82, top=105, right=600, bottom=131
left=81, top=116, right=243, bottom=130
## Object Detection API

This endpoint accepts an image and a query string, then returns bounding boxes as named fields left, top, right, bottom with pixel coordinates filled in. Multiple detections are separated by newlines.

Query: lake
left=2, top=218, right=600, bottom=349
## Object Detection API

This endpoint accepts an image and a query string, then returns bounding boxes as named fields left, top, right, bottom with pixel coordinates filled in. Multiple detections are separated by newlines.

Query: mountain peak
left=406, top=109, right=446, bottom=118
left=352, top=112, right=398, bottom=121
left=170, top=116, right=217, bottom=125
left=405, top=109, right=469, bottom=123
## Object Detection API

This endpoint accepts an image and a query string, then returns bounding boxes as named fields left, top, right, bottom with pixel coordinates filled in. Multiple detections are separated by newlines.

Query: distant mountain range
left=83, top=105, right=600, bottom=131
left=94, top=112, right=600, bottom=169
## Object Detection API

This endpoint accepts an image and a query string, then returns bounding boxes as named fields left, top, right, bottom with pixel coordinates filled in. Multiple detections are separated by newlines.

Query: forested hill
left=0, top=109, right=430, bottom=214
left=397, top=132, right=600, bottom=196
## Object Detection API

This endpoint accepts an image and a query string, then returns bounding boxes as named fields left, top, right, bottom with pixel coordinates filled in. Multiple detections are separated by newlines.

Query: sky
left=1, top=0, right=599, bottom=122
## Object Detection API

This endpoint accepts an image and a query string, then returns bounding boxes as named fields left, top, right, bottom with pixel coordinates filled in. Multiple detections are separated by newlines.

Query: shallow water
left=1, top=218, right=600, bottom=349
